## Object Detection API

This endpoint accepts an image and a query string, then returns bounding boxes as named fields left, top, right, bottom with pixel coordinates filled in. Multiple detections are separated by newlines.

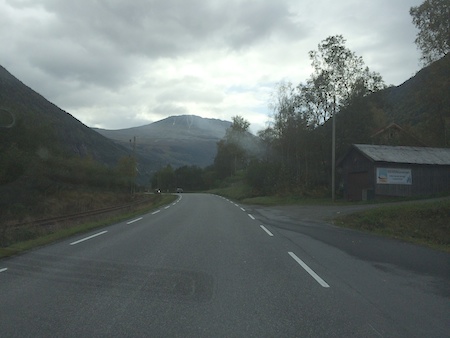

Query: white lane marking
left=172, top=203, right=176, bottom=206
left=260, top=225, right=274, bottom=237
left=127, top=217, right=143, bottom=224
left=240, top=207, right=246, bottom=212
left=70, top=231, right=108, bottom=246
left=164, top=205, right=171, bottom=209
left=234, top=203, right=239, bottom=207
left=248, top=214, right=255, bottom=220
left=0, top=268, right=8, bottom=273
left=368, top=323, right=384, bottom=337
left=152, top=210, right=161, bottom=215
left=288, top=252, right=330, bottom=288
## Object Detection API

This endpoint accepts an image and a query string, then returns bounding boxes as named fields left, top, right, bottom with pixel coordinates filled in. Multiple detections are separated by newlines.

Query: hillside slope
left=373, top=54, right=450, bottom=146
left=1, top=65, right=140, bottom=222
left=0, top=65, right=129, bottom=165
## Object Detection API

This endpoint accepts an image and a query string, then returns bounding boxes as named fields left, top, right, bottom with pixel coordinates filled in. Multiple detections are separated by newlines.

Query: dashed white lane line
left=127, top=217, right=143, bottom=224
left=288, top=252, right=330, bottom=288
left=0, top=268, right=7, bottom=273
left=240, top=207, right=246, bottom=212
left=70, top=231, right=108, bottom=246
left=151, top=210, right=161, bottom=215
left=164, top=205, right=171, bottom=209
left=260, top=225, right=274, bottom=237
left=248, top=214, right=255, bottom=220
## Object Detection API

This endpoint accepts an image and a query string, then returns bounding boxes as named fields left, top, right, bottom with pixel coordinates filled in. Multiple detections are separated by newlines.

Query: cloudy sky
left=1, top=0, right=424, bottom=133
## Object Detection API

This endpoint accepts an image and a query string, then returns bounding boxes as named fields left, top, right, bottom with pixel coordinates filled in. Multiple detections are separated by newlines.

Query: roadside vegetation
left=0, top=194, right=176, bottom=259
left=334, top=199, right=450, bottom=252
left=208, top=175, right=337, bottom=206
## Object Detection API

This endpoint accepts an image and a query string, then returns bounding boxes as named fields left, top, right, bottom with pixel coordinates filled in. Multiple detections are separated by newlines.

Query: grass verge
left=0, top=194, right=177, bottom=259
left=241, top=195, right=344, bottom=206
left=334, top=199, right=450, bottom=252
left=209, top=183, right=336, bottom=205
left=208, top=184, right=253, bottom=201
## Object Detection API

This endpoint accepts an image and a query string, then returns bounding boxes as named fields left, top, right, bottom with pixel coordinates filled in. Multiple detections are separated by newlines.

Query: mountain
left=0, top=65, right=129, bottom=165
left=371, top=53, right=449, bottom=146
left=1, top=65, right=140, bottom=220
left=0, top=64, right=231, bottom=191
left=94, top=115, right=232, bottom=171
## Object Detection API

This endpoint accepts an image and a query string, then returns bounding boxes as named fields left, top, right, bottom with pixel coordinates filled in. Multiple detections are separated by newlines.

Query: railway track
left=9, top=198, right=152, bottom=228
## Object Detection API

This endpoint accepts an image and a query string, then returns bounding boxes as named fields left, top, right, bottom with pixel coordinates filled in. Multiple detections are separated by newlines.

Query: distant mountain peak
left=155, top=114, right=230, bottom=128
left=94, top=114, right=232, bottom=170
left=95, top=115, right=231, bottom=140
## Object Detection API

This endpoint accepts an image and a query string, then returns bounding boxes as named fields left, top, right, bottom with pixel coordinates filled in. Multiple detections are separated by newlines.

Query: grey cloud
left=3, top=0, right=304, bottom=93
left=155, top=77, right=224, bottom=104
left=27, top=39, right=134, bottom=89
left=152, top=103, right=188, bottom=116
left=89, top=110, right=153, bottom=130
left=38, top=0, right=303, bottom=57
left=225, top=1, right=304, bottom=48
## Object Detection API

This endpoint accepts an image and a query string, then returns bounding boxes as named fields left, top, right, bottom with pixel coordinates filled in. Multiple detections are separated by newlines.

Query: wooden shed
left=338, top=144, right=450, bottom=201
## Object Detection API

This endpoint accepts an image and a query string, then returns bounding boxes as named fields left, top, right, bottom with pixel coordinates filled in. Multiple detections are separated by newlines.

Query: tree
left=116, top=156, right=137, bottom=192
left=214, top=115, right=251, bottom=178
left=410, top=0, right=450, bottom=65
left=267, top=82, right=316, bottom=192
left=229, top=115, right=250, bottom=133
left=224, top=115, right=251, bottom=148
left=307, top=35, right=385, bottom=200
left=214, top=139, right=246, bottom=179
left=174, top=165, right=205, bottom=191
left=152, top=164, right=175, bottom=191
left=308, top=35, right=385, bottom=120
left=246, top=159, right=278, bottom=196
left=297, top=77, right=330, bottom=127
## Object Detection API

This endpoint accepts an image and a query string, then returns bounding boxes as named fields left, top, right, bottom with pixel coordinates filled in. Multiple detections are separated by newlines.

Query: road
left=0, top=193, right=449, bottom=337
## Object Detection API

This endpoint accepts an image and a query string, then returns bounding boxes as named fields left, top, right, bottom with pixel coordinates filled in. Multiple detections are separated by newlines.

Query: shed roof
left=353, top=144, right=450, bottom=165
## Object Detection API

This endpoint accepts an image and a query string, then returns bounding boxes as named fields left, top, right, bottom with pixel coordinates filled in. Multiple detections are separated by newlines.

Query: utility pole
left=331, top=95, right=336, bottom=203
left=130, top=136, right=136, bottom=196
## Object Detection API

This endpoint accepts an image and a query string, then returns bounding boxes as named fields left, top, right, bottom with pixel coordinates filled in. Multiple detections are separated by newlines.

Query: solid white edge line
left=127, top=217, right=143, bottom=224
left=288, top=252, right=330, bottom=288
left=152, top=210, right=161, bottom=215
left=0, top=268, right=7, bottom=273
left=260, top=225, right=274, bottom=237
left=70, top=231, right=108, bottom=246
left=248, top=214, right=255, bottom=220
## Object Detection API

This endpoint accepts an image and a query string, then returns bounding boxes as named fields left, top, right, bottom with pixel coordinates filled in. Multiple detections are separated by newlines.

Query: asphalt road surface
left=1, top=193, right=449, bottom=337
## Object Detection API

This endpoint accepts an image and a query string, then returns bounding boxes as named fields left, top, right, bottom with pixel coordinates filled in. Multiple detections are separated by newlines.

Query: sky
left=0, top=0, right=424, bottom=133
